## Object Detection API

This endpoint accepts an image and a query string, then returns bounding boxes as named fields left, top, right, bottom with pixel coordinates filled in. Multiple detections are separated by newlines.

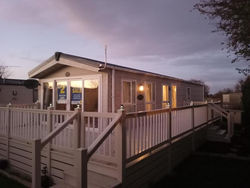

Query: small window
left=187, top=87, right=191, bottom=100
left=162, top=85, right=169, bottom=108
left=122, top=81, right=132, bottom=104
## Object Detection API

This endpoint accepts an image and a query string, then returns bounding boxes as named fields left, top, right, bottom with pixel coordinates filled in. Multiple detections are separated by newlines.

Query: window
left=162, top=85, right=169, bottom=108
left=70, top=80, right=82, bottom=110
left=56, top=81, right=67, bottom=110
left=145, top=82, right=154, bottom=111
left=171, top=85, right=177, bottom=108
left=84, top=79, right=99, bottom=112
left=122, top=81, right=132, bottom=104
left=187, top=87, right=191, bottom=100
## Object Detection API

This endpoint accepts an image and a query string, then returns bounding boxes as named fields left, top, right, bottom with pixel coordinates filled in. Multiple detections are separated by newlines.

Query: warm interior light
left=71, top=80, right=82, bottom=88
left=139, top=85, right=144, bottom=92
left=48, top=82, right=53, bottom=89
left=84, top=80, right=98, bottom=89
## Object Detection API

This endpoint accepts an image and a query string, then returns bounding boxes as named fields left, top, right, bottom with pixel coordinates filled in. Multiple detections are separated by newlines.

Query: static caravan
left=29, top=52, right=204, bottom=112
left=0, top=78, right=38, bottom=105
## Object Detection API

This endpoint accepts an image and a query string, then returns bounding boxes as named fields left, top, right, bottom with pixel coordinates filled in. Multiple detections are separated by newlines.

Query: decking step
left=53, top=167, right=120, bottom=188
left=88, top=171, right=120, bottom=188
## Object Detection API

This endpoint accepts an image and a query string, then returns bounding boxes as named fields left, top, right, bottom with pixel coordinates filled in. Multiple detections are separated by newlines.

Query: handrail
left=41, top=110, right=78, bottom=148
left=126, top=103, right=208, bottom=118
left=87, top=112, right=123, bottom=160
left=208, top=103, right=228, bottom=117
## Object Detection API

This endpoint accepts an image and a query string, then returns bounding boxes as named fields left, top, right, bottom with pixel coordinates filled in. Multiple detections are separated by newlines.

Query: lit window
left=162, top=85, right=169, bottom=108
left=145, top=82, right=154, bottom=111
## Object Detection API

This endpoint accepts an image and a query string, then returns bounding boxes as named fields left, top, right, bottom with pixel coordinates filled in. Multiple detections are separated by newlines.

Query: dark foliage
left=241, top=76, right=250, bottom=137
left=194, top=0, right=250, bottom=63
left=41, top=166, right=54, bottom=188
left=211, top=87, right=233, bottom=99
left=0, top=159, right=9, bottom=170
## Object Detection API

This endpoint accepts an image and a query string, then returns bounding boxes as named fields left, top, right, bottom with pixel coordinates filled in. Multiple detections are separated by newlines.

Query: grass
left=0, top=173, right=27, bottom=188
left=153, top=155, right=250, bottom=188
left=153, top=125, right=250, bottom=188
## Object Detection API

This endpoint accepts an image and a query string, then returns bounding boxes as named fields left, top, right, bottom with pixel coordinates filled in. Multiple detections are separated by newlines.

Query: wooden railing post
left=167, top=108, right=172, bottom=173
left=227, top=113, right=232, bottom=138
left=46, top=106, right=53, bottom=176
left=73, top=107, right=82, bottom=149
left=191, top=104, right=195, bottom=151
left=6, top=103, right=11, bottom=160
left=116, top=106, right=126, bottom=184
left=75, top=148, right=88, bottom=188
left=32, top=139, right=41, bottom=188
left=206, top=102, right=209, bottom=122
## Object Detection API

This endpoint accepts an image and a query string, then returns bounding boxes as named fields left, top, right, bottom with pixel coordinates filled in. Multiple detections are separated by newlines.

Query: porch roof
left=28, top=52, right=203, bottom=86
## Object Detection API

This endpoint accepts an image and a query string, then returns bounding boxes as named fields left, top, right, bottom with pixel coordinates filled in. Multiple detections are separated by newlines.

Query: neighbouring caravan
left=0, top=78, right=38, bottom=105
left=29, top=52, right=204, bottom=112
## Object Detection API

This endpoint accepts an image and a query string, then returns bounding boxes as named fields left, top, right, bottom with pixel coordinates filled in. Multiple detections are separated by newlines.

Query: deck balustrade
left=0, top=103, right=223, bottom=188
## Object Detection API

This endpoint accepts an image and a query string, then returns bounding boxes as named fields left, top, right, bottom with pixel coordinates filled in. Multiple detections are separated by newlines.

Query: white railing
left=0, top=103, right=222, bottom=188
left=82, top=112, right=117, bottom=162
left=125, top=104, right=219, bottom=162
left=9, top=103, right=40, bottom=109
left=126, top=110, right=170, bottom=159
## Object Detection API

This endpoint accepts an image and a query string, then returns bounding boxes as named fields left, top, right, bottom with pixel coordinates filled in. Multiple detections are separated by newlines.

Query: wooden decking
left=0, top=103, right=224, bottom=188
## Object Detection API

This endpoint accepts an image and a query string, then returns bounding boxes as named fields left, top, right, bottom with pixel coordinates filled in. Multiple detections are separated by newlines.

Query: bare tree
left=234, top=78, right=245, bottom=92
left=194, top=0, right=250, bottom=63
left=0, top=65, right=11, bottom=79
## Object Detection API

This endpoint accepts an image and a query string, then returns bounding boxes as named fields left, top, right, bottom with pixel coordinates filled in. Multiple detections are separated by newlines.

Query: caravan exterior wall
left=0, top=85, right=37, bottom=105
left=111, top=69, right=204, bottom=112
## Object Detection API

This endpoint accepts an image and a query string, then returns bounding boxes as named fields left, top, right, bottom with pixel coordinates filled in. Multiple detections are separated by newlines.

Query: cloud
left=0, top=0, right=244, bottom=93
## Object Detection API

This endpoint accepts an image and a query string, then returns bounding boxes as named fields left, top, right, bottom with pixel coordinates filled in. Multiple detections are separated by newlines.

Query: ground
left=153, top=124, right=250, bottom=188
left=153, top=154, right=250, bottom=188
left=0, top=173, right=27, bottom=188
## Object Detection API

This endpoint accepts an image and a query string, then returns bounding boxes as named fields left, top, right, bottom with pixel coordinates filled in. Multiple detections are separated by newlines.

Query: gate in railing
left=0, top=103, right=221, bottom=188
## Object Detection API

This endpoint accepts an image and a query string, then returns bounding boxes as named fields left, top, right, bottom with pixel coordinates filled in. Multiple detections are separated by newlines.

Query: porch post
left=167, top=108, right=172, bottom=173
left=32, top=139, right=41, bottom=188
left=116, top=106, right=126, bottom=184
left=6, top=103, right=11, bottom=160
left=75, top=148, right=88, bottom=188
left=191, top=104, right=195, bottom=151
left=227, top=113, right=232, bottom=138
left=46, top=106, right=53, bottom=176
left=73, top=107, right=82, bottom=149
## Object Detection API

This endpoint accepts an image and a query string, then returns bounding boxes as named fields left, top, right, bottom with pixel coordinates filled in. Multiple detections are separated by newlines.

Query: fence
left=0, top=103, right=222, bottom=188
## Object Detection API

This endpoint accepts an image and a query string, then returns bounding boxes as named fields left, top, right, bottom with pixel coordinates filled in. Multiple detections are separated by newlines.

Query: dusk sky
left=0, top=0, right=247, bottom=93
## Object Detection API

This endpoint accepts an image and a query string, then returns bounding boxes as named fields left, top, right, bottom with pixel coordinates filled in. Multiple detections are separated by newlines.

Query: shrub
left=241, top=76, right=250, bottom=138
left=0, top=159, right=9, bottom=170
left=41, top=166, right=54, bottom=188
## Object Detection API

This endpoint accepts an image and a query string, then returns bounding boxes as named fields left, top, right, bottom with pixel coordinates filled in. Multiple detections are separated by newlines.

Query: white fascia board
left=28, top=59, right=56, bottom=78
left=58, top=57, right=99, bottom=72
